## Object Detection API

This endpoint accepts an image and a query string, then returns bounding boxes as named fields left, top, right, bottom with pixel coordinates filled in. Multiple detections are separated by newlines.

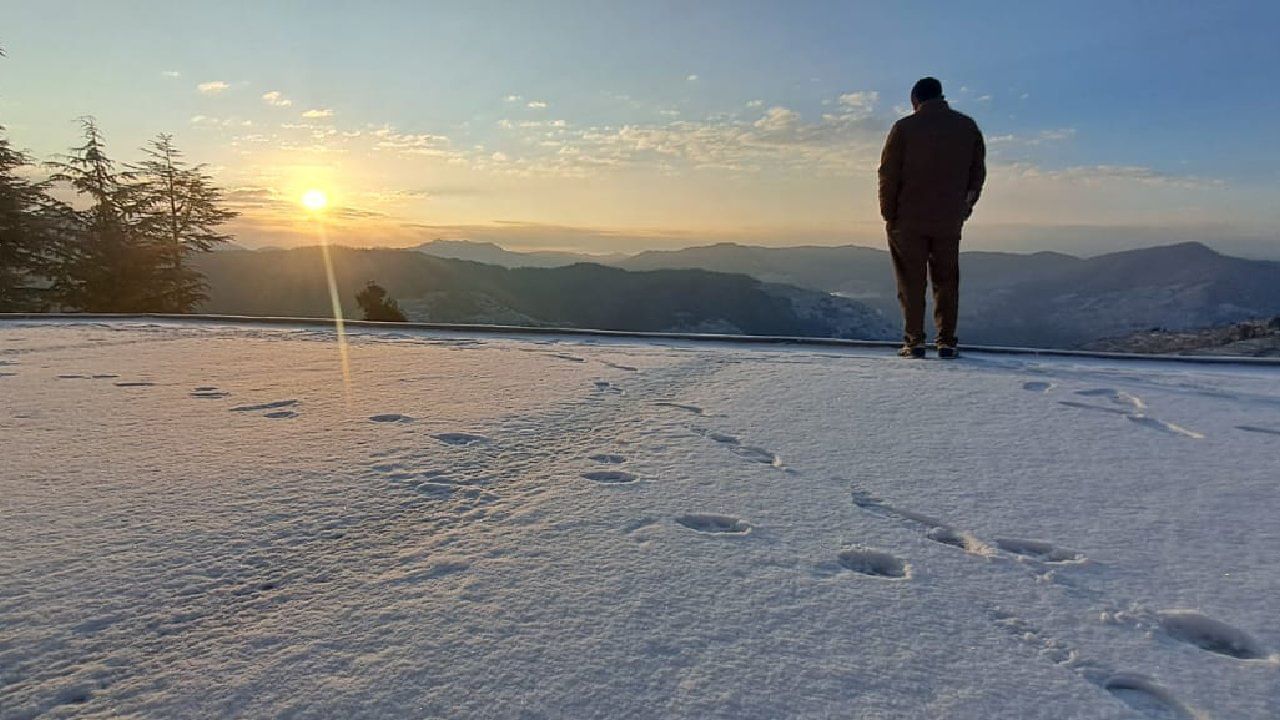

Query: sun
left=301, top=189, right=329, bottom=211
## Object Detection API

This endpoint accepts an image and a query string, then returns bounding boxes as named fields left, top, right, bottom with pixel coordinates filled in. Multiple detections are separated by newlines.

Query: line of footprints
left=64, top=365, right=1271, bottom=717
left=1025, top=380, right=1280, bottom=439
left=621, top=385, right=1275, bottom=719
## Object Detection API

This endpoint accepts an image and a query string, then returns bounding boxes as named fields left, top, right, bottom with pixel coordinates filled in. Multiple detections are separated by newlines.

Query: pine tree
left=0, top=127, right=69, bottom=310
left=356, top=281, right=408, bottom=322
left=131, top=134, right=237, bottom=312
left=46, top=117, right=155, bottom=311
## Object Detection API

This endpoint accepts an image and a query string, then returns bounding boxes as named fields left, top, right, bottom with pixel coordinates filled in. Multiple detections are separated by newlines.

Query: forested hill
left=193, top=248, right=895, bottom=339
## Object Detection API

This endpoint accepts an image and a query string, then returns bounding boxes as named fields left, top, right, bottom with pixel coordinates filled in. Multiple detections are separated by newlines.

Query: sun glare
left=301, top=189, right=329, bottom=211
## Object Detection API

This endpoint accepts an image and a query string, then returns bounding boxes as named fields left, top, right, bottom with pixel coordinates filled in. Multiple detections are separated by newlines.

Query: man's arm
left=878, top=122, right=904, bottom=226
left=965, top=124, right=986, bottom=213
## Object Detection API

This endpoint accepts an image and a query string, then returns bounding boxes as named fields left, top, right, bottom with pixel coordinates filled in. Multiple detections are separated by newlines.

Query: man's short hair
left=911, top=77, right=943, bottom=102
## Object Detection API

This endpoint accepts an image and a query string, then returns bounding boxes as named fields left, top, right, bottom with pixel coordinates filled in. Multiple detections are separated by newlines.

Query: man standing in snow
left=878, top=77, right=986, bottom=359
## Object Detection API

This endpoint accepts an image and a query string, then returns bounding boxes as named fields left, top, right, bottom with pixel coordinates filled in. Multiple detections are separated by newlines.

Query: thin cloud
left=686, top=74, right=699, bottom=82
left=504, top=94, right=523, bottom=102
left=754, top=106, right=802, bottom=134
left=837, top=91, right=879, bottom=116
left=262, top=91, right=293, bottom=107
left=161, top=70, right=181, bottom=78
left=527, top=100, right=548, bottom=109
left=301, top=108, right=334, bottom=118
left=989, top=128, right=1077, bottom=147
left=197, top=80, right=230, bottom=95
left=189, top=115, right=251, bottom=128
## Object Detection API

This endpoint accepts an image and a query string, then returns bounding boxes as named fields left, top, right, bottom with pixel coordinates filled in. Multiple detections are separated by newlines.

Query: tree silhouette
left=2, top=48, right=238, bottom=312
left=0, top=127, right=70, bottom=310
left=131, top=134, right=237, bottom=311
left=355, top=281, right=408, bottom=322
left=45, top=117, right=156, bottom=312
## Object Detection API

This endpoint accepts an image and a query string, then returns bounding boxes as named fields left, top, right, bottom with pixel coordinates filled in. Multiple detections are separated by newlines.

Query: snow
left=2, top=319, right=1278, bottom=719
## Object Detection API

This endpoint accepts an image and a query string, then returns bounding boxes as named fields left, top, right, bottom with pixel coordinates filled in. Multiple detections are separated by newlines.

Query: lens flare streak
left=312, top=219, right=351, bottom=394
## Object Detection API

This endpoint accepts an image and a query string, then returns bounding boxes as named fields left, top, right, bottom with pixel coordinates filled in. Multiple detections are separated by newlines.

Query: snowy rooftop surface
left=2, top=320, right=1278, bottom=719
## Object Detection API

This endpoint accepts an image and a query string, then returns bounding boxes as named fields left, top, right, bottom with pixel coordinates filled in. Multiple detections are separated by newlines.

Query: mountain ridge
left=192, top=240, right=1280, bottom=348
left=192, top=248, right=895, bottom=340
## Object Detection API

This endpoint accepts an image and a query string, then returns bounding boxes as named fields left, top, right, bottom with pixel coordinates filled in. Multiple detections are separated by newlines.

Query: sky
left=3, top=1, right=1279, bottom=256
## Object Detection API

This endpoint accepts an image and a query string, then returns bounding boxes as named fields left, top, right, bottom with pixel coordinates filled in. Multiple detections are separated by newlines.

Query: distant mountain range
left=193, top=248, right=895, bottom=340
left=411, top=239, right=1280, bottom=348
left=195, top=240, right=1280, bottom=348
left=412, top=239, right=626, bottom=268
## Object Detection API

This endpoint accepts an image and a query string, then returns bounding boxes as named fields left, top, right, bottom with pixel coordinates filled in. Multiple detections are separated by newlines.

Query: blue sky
left=2, top=1, right=1278, bottom=254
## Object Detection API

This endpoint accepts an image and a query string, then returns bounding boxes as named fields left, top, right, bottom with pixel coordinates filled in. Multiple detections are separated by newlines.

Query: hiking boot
left=898, top=344, right=926, bottom=359
left=937, top=345, right=960, bottom=360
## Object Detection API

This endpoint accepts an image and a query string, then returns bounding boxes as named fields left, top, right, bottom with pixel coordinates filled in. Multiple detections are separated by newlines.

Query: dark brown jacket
left=878, top=99, right=986, bottom=233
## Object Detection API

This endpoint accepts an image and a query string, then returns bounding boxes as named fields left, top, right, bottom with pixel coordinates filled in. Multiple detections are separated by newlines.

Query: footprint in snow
left=370, top=413, right=416, bottom=423
left=1057, top=400, right=1128, bottom=415
left=1022, top=381, right=1054, bottom=392
left=603, top=361, right=639, bottom=372
left=837, top=547, right=910, bottom=579
left=693, top=427, right=784, bottom=467
left=925, top=526, right=993, bottom=555
left=988, top=607, right=1198, bottom=718
left=704, top=430, right=740, bottom=445
left=1058, top=392, right=1204, bottom=439
left=191, top=386, right=230, bottom=398
left=264, top=411, right=298, bottom=419
left=582, top=470, right=637, bottom=484
left=114, top=381, right=155, bottom=387
left=1102, top=673, right=1196, bottom=720
left=1125, top=414, right=1204, bottom=439
left=675, top=513, right=751, bottom=535
left=433, top=432, right=489, bottom=446
left=1156, top=609, right=1268, bottom=661
left=851, top=491, right=993, bottom=556
left=1235, top=424, right=1280, bottom=436
left=53, top=685, right=93, bottom=707
left=1077, top=387, right=1146, bottom=410
left=995, top=538, right=1087, bottom=565
left=653, top=401, right=703, bottom=414
left=729, top=445, right=782, bottom=467
left=231, top=399, right=299, bottom=412
left=589, top=453, right=626, bottom=464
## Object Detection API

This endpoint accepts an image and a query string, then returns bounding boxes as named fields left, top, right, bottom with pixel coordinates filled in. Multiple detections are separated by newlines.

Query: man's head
left=910, top=77, right=944, bottom=110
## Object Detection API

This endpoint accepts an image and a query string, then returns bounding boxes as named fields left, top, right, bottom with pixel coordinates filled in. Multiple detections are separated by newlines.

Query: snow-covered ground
left=2, top=320, right=1278, bottom=719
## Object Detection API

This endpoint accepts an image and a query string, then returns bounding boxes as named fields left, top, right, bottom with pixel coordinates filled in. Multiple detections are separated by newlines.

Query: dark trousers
left=888, top=228, right=960, bottom=347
